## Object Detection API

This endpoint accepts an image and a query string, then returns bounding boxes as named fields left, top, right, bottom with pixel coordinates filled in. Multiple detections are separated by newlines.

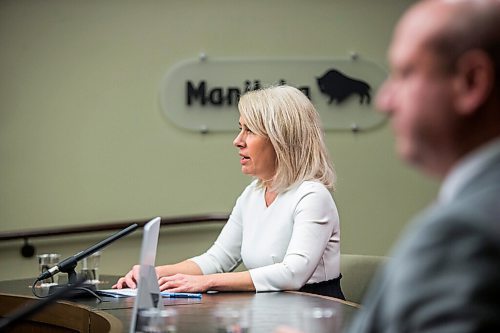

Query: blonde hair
left=237, top=85, right=335, bottom=193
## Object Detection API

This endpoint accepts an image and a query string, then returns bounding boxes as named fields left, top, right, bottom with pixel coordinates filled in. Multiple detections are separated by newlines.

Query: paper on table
left=97, top=288, right=203, bottom=298
left=98, top=288, right=137, bottom=298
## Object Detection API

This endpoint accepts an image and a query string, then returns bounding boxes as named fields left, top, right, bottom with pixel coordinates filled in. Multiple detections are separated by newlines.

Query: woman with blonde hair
left=114, top=85, right=344, bottom=299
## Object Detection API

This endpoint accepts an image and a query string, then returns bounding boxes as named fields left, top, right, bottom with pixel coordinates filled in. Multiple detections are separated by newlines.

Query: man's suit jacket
left=347, top=152, right=500, bottom=332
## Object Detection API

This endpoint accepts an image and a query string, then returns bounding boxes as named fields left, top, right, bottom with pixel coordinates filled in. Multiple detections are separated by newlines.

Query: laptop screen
left=129, top=217, right=162, bottom=332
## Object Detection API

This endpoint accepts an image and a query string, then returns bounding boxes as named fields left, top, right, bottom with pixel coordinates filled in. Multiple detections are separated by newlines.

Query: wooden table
left=0, top=275, right=359, bottom=332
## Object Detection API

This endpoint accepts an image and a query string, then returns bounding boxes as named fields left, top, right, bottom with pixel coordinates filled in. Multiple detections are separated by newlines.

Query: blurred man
left=349, top=0, right=500, bottom=331
left=277, top=0, right=500, bottom=332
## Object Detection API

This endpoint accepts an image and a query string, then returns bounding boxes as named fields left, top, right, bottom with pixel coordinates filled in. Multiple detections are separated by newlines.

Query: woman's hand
left=158, top=273, right=212, bottom=292
left=112, top=265, right=162, bottom=289
left=112, top=261, right=203, bottom=290
left=112, top=264, right=142, bottom=289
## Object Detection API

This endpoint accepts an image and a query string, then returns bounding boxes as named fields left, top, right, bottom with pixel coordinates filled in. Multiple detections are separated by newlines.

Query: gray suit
left=348, top=151, right=500, bottom=332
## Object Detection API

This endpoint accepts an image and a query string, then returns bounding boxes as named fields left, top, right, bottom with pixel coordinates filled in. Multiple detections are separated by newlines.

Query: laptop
left=129, top=217, right=163, bottom=333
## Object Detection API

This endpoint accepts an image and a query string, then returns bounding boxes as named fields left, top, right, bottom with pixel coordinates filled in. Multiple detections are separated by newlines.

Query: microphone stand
left=47, top=259, right=96, bottom=298
left=34, top=223, right=139, bottom=299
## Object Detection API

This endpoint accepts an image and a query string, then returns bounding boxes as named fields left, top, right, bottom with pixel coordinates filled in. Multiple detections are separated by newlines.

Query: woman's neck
left=264, top=186, right=278, bottom=207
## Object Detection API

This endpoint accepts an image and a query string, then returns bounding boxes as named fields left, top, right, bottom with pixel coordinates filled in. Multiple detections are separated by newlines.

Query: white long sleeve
left=190, top=180, right=340, bottom=292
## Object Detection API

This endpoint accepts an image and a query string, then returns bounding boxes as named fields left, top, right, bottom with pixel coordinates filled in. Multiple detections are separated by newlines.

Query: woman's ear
left=452, top=49, right=495, bottom=115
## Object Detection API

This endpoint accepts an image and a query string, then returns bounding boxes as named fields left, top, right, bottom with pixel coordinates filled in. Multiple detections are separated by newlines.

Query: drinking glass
left=80, top=251, right=101, bottom=284
left=37, top=253, right=61, bottom=287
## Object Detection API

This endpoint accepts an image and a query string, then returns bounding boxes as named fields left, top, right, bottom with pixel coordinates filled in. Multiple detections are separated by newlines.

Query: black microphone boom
left=38, top=223, right=139, bottom=282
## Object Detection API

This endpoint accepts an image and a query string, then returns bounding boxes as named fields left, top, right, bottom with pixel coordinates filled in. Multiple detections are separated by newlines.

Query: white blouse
left=190, top=180, right=340, bottom=292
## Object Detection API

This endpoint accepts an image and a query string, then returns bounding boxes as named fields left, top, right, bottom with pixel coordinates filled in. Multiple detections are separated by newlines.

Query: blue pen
left=161, top=292, right=202, bottom=298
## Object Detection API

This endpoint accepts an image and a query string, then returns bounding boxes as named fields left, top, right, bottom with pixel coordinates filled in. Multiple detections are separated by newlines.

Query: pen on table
left=161, top=292, right=202, bottom=298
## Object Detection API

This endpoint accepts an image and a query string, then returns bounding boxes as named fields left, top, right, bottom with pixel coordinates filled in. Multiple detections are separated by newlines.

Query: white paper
left=98, top=288, right=137, bottom=297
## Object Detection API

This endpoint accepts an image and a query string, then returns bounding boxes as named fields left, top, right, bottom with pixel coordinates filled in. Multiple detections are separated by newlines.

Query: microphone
left=37, top=223, right=139, bottom=283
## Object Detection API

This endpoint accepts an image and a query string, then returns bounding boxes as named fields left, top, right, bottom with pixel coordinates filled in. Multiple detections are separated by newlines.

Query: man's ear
left=453, top=49, right=494, bottom=115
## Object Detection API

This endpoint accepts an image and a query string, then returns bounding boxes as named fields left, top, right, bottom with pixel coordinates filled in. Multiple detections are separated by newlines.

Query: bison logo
left=317, top=69, right=371, bottom=105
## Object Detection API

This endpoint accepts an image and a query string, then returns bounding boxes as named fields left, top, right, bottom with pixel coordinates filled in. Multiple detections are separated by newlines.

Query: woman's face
left=233, top=116, right=277, bottom=182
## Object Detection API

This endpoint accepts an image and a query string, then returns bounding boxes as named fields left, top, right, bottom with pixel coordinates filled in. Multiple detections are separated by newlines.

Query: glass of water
left=214, top=306, right=251, bottom=333
left=136, top=308, right=178, bottom=333
left=300, top=307, right=340, bottom=332
left=37, top=253, right=61, bottom=287
left=80, top=251, right=101, bottom=284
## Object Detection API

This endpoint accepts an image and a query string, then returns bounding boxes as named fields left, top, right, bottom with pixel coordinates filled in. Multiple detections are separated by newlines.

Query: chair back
left=340, top=254, right=388, bottom=304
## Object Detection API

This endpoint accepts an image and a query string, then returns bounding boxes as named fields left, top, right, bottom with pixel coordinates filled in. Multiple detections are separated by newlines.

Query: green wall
left=0, top=0, right=436, bottom=281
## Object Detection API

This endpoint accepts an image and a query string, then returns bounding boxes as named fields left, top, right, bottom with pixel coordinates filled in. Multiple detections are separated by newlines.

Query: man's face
left=376, top=4, right=459, bottom=176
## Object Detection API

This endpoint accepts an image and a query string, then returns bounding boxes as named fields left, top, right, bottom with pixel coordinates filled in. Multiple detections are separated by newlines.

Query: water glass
left=214, top=307, right=251, bottom=333
left=80, top=251, right=101, bottom=283
left=136, top=308, right=178, bottom=333
left=37, top=253, right=61, bottom=287
left=300, top=307, right=340, bottom=332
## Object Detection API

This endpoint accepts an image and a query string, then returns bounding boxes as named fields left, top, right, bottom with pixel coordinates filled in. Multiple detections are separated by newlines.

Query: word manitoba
left=186, top=80, right=311, bottom=106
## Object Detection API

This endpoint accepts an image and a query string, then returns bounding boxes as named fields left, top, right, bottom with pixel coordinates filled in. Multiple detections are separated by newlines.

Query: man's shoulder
left=422, top=181, right=500, bottom=239
left=371, top=191, right=500, bottom=332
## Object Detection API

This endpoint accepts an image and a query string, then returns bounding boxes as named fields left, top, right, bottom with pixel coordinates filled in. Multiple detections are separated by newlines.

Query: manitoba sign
left=160, top=57, right=387, bottom=133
